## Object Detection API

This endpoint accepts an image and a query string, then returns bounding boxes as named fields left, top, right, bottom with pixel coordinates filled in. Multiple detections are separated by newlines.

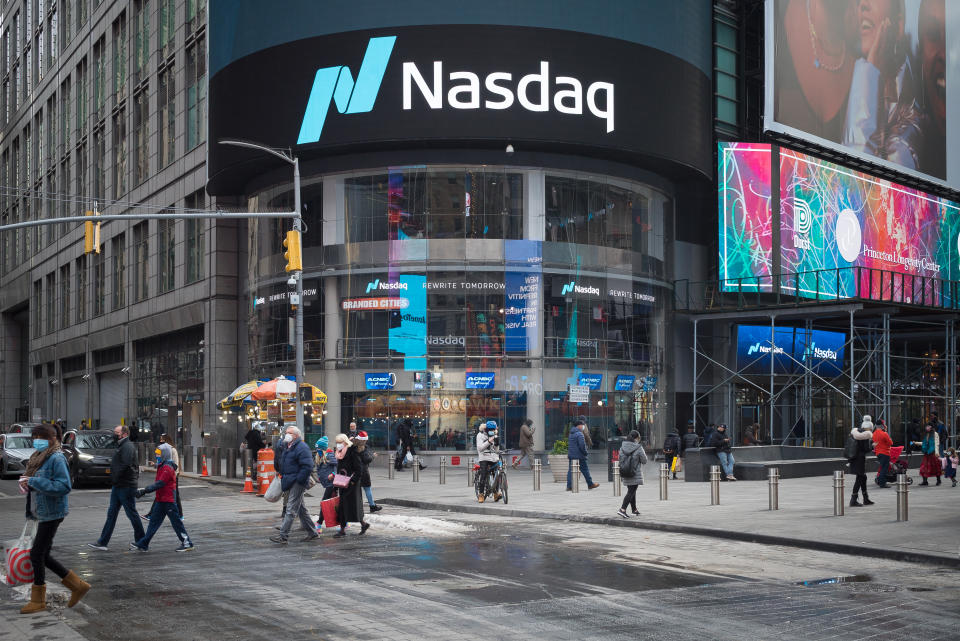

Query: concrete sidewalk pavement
left=182, top=458, right=960, bottom=566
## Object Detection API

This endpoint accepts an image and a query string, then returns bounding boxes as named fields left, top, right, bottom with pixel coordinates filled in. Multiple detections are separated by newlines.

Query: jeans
left=717, top=451, right=735, bottom=476
left=363, top=486, right=376, bottom=508
left=567, top=458, right=594, bottom=489
left=876, top=454, right=890, bottom=486
left=620, top=485, right=638, bottom=512
left=851, top=473, right=867, bottom=499
left=31, top=519, right=68, bottom=585
left=97, top=486, right=146, bottom=546
left=478, top=461, right=499, bottom=495
left=134, top=502, right=190, bottom=550
left=277, top=483, right=315, bottom=539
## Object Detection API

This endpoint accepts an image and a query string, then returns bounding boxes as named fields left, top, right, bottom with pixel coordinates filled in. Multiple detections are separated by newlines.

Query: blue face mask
left=33, top=439, right=49, bottom=451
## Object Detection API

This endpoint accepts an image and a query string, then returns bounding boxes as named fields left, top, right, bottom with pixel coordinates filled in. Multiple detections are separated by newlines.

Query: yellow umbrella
left=216, top=380, right=265, bottom=410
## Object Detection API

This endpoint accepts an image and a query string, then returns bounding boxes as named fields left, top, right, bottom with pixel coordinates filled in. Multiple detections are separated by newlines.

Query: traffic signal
left=283, top=230, right=302, bottom=272
left=83, top=211, right=101, bottom=254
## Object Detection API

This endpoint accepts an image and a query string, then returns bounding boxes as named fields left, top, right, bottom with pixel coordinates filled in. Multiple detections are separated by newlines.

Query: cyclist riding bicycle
left=476, top=420, right=501, bottom=503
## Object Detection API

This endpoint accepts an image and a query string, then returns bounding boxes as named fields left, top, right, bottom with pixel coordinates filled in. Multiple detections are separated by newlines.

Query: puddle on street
left=797, top=574, right=872, bottom=586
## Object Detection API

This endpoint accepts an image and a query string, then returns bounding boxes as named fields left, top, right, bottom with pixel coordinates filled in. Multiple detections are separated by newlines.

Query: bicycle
left=473, top=450, right=509, bottom=504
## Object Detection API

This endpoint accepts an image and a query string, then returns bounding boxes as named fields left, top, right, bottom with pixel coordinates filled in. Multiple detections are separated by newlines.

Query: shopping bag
left=670, top=456, right=678, bottom=473
left=4, top=520, right=37, bottom=586
left=404, top=451, right=414, bottom=466
left=321, top=497, right=340, bottom=528
left=673, top=457, right=682, bottom=473
left=263, top=476, right=283, bottom=503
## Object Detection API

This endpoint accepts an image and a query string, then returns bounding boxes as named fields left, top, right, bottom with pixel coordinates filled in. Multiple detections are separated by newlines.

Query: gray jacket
left=619, top=440, right=648, bottom=486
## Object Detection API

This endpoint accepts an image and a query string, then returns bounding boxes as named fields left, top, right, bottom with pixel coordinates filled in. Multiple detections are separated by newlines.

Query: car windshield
left=76, top=433, right=118, bottom=450
left=5, top=435, right=33, bottom=449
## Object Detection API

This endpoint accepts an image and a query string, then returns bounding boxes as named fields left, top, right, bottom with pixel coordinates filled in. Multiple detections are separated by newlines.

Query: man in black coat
left=88, top=425, right=145, bottom=551
left=848, top=417, right=874, bottom=507
left=662, top=429, right=682, bottom=480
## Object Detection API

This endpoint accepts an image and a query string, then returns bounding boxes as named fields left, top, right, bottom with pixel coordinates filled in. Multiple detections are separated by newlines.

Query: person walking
left=144, top=434, right=183, bottom=521
left=917, top=423, right=943, bottom=486
left=662, top=428, right=681, bottom=480
left=708, top=424, right=736, bottom=481
left=929, top=411, right=948, bottom=456
left=514, top=418, right=535, bottom=469
left=354, top=431, right=382, bottom=512
left=332, top=433, right=370, bottom=537
left=19, top=424, right=91, bottom=614
left=847, top=416, right=874, bottom=507
left=130, top=444, right=194, bottom=552
left=315, top=436, right=338, bottom=501
left=616, top=430, right=648, bottom=518
left=270, top=426, right=318, bottom=544
left=872, top=417, right=893, bottom=488
left=680, top=420, right=699, bottom=455
left=567, top=417, right=599, bottom=491
left=88, top=425, right=145, bottom=551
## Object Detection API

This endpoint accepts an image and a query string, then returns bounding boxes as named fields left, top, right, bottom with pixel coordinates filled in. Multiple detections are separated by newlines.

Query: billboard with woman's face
left=765, top=0, right=959, bottom=191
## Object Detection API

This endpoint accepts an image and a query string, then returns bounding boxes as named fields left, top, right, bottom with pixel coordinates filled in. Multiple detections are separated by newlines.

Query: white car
left=0, top=433, right=35, bottom=478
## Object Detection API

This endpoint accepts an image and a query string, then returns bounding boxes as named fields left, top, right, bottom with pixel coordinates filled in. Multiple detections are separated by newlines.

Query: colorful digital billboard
left=736, top=325, right=846, bottom=377
left=764, top=0, right=960, bottom=191
left=719, top=142, right=960, bottom=304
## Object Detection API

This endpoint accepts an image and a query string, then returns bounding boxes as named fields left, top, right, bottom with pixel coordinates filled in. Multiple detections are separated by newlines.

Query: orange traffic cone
left=201, top=455, right=209, bottom=477
left=242, top=467, right=255, bottom=493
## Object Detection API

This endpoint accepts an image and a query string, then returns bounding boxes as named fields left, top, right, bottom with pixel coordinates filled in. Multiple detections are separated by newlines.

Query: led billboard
left=765, top=0, right=960, bottom=191
left=735, top=325, right=846, bottom=376
left=719, top=142, right=960, bottom=304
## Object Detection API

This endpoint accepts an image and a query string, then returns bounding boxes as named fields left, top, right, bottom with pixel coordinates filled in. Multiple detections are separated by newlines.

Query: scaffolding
left=682, top=288, right=958, bottom=450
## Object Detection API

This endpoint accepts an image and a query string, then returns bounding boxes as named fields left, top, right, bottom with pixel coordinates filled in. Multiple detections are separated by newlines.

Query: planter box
left=547, top=454, right=568, bottom=483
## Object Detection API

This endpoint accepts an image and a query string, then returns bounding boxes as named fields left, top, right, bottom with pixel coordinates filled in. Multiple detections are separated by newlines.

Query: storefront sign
left=465, top=372, right=496, bottom=389
left=567, top=384, right=590, bottom=403
left=364, top=373, right=397, bottom=390
left=577, top=373, right=603, bottom=389
left=614, top=375, right=635, bottom=391
left=341, top=297, right=410, bottom=310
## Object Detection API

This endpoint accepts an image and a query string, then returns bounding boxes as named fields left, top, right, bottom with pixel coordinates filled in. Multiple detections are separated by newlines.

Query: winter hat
left=860, top=416, right=873, bottom=430
left=316, top=436, right=329, bottom=450
left=357, top=431, right=369, bottom=441
left=158, top=443, right=173, bottom=461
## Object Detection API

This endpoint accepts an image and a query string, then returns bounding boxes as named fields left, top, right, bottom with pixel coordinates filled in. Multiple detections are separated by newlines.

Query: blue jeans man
left=876, top=453, right=890, bottom=487
left=717, top=451, right=735, bottom=478
left=94, top=487, right=145, bottom=548
left=567, top=457, right=594, bottom=489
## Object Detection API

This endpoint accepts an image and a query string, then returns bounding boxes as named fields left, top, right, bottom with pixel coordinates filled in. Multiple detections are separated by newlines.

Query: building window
left=112, top=108, right=126, bottom=198
left=133, top=221, right=148, bottom=301
left=92, top=37, right=105, bottom=117
left=45, top=273, right=55, bottom=334
left=158, top=217, right=175, bottom=293
left=77, top=0, right=88, bottom=33
left=32, top=279, right=41, bottom=338
left=714, top=7, right=739, bottom=137
left=60, top=264, right=70, bottom=328
left=75, top=57, right=87, bottom=137
left=75, top=256, right=86, bottom=323
left=112, top=12, right=126, bottom=106
left=92, top=125, right=105, bottom=201
left=185, top=34, right=205, bottom=150
left=185, top=190, right=204, bottom=283
left=158, top=0, right=175, bottom=60
left=59, top=77, right=70, bottom=152
left=133, top=89, right=148, bottom=183
left=186, top=0, right=206, bottom=34
left=157, top=65, right=174, bottom=166
left=112, top=233, right=125, bottom=310
left=133, top=0, right=149, bottom=84
left=61, top=0, right=72, bottom=51
left=45, top=0, right=57, bottom=71
left=60, top=158, right=69, bottom=238
left=93, top=250, right=105, bottom=316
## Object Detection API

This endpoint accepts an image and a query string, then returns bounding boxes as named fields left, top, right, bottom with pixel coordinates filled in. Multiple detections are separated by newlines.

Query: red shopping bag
left=4, top=521, right=36, bottom=586
left=321, top=496, right=340, bottom=528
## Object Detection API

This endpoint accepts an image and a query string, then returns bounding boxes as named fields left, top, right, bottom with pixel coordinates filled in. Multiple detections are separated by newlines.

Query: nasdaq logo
left=298, top=36, right=397, bottom=144
left=561, top=281, right=599, bottom=296
left=802, top=341, right=838, bottom=362
left=747, top=342, right=784, bottom=356
left=560, top=281, right=575, bottom=296
left=366, top=279, right=408, bottom=293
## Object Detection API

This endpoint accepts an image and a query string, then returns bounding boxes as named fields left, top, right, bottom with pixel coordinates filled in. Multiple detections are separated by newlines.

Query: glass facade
left=246, top=166, right=672, bottom=452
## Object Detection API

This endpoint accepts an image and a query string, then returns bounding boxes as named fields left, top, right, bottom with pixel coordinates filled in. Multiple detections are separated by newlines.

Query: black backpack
left=843, top=436, right=858, bottom=460
left=619, top=449, right=639, bottom=477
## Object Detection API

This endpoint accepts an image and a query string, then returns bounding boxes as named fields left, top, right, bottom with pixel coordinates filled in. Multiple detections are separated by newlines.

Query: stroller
left=876, top=445, right=913, bottom=485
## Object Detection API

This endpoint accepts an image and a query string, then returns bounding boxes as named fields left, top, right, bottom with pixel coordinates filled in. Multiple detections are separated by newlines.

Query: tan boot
left=62, top=570, right=91, bottom=608
left=20, top=584, right=46, bottom=614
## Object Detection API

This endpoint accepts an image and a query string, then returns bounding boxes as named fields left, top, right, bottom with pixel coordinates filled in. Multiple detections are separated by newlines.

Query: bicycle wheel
left=501, top=472, right=508, bottom=504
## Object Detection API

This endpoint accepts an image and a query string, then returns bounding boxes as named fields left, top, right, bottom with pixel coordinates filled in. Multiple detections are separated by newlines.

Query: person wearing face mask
left=916, top=422, right=943, bottom=486
left=130, top=444, right=194, bottom=552
left=19, top=424, right=91, bottom=614
left=332, top=433, right=370, bottom=537
left=88, top=425, right=145, bottom=551
left=270, top=426, right=318, bottom=544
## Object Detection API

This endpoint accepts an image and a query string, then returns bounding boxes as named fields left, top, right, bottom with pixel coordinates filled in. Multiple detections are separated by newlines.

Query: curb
left=178, top=472, right=245, bottom=487
left=377, top=497, right=960, bottom=568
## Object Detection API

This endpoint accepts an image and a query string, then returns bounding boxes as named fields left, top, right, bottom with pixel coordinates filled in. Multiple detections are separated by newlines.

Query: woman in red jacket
left=130, top=444, right=194, bottom=552
left=872, top=418, right=893, bottom=488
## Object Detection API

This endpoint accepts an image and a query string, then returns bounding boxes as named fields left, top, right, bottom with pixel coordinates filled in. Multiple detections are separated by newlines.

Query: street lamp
left=218, top=138, right=305, bottom=430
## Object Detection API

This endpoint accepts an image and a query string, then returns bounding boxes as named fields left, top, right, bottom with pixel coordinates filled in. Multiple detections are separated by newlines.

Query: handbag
left=263, top=477, right=283, bottom=502
left=4, top=520, right=37, bottom=586
left=307, top=469, right=319, bottom=489
left=333, top=473, right=351, bottom=488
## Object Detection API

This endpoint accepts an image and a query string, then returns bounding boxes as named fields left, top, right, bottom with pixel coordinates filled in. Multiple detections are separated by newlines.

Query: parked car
left=0, top=433, right=35, bottom=478
left=9, top=422, right=43, bottom=434
left=61, top=430, right=117, bottom=486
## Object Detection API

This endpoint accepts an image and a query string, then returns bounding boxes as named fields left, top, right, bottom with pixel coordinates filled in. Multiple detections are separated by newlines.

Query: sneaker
left=631, top=510, right=641, bottom=516
left=616, top=508, right=629, bottom=519
left=588, top=483, right=600, bottom=490
left=268, top=535, right=288, bottom=544
left=175, top=541, right=195, bottom=552
left=360, top=522, right=370, bottom=535
left=369, top=505, right=383, bottom=513
left=87, top=542, right=108, bottom=551
left=140, top=514, right=151, bottom=521
left=727, top=475, right=737, bottom=481
left=129, top=543, right=147, bottom=552
left=300, top=533, right=319, bottom=542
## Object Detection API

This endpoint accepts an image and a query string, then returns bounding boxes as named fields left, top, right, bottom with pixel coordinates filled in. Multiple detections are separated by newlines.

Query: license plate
left=104, top=468, right=110, bottom=475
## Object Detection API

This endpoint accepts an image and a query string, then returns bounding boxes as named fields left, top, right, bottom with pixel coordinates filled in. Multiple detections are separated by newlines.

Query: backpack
left=843, top=436, right=858, bottom=460
left=619, top=449, right=639, bottom=477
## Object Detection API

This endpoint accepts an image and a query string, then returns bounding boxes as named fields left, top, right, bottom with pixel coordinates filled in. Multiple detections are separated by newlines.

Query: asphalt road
left=1, top=480, right=958, bottom=641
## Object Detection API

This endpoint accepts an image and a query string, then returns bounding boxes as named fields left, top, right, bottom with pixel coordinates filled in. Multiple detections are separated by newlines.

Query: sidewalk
left=184, top=460, right=960, bottom=566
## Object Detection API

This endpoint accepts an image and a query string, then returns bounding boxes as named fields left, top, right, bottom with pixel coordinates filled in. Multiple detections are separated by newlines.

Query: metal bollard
left=612, top=460, right=621, bottom=496
left=710, top=465, right=721, bottom=505
left=659, top=462, right=669, bottom=501
left=467, top=457, right=475, bottom=486
left=896, top=473, right=909, bottom=521
left=225, top=448, right=238, bottom=479
left=533, top=460, right=542, bottom=491
left=412, top=456, right=420, bottom=482
left=439, top=456, right=446, bottom=485
left=768, top=467, right=779, bottom=510
left=388, top=455, right=396, bottom=480
left=833, top=470, right=845, bottom=516
left=572, top=460, right=580, bottom=493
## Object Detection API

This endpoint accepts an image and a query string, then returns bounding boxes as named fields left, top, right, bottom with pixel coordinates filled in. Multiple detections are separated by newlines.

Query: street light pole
left=217, top=139, right=304, bottom=430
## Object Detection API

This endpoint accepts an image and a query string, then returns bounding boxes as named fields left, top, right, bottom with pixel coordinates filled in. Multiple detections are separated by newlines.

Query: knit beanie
left=316, top=436, right=329, bottom=450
